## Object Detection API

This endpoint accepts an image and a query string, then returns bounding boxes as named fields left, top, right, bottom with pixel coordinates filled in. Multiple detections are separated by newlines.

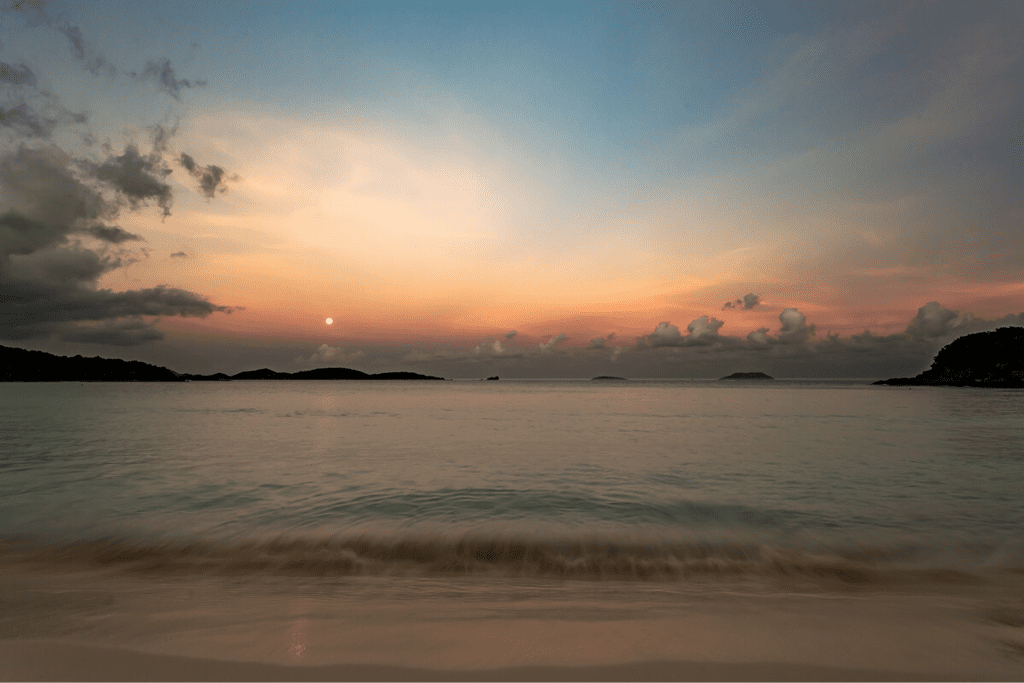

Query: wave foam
left=2, top=532, right=1009, bottom=585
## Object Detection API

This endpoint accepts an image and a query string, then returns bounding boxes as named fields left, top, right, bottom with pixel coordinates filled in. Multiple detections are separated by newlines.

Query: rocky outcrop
left=874, top=327, right=1024, bottom=387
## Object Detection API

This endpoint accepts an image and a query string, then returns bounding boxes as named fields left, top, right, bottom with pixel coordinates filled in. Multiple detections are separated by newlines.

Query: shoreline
left=0, top=641, right=985, bottom=682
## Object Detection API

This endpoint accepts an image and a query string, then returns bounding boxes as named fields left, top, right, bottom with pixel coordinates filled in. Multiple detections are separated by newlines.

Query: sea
left=2, top=379, right=1024, bottom=678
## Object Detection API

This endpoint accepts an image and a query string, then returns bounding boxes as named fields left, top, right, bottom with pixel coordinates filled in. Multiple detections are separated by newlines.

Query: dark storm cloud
left=85, top=225, right=142, bottom=244
left=0, top=145, right=233, bottom=344
left=0, top=99, right=87, bottom=139
left=0, top=0, right=238, bottom=346
left=722, top=293, right=760, bottom=310
left=0, top=146, right=110, bottom=239
left=1, top=266, right=232, bottom=342
left=1, top=54, right=88, bottom=141
left=0, top=61, right=36, bottom=87
left=89, top=145, right=173, bottom=216
left=179, top=153, right=236, bottom=198
left=132, top=59, right=206, bottom=101
left=59, top=316, right=163, bottom=345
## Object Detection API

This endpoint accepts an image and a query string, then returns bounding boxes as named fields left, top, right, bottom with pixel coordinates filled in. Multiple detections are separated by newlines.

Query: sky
left=1, top=0, right=1022, bottom=378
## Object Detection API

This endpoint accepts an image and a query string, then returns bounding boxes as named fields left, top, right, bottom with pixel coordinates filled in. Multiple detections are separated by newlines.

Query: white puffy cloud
left=470, top=330, right=520, bottom=355
left=539, top=333, right=568, bottom=351
left=686, top=315, right=725, bottom=342
left=732, top=308, right=814, bottom=347
left=777, top=307, right=815, bottom=344
left=640, top=316, right=726, bottom=347
left=474, top=338, right=507, bottom=355
left=297, top=343, right=365, bottom=366
left=747, top=327, right=771, bottom=345
left=343, top=302, right=1024, bottom=379
left=644, top=321, right=683, bottom=347
left=905, top=301, right=974, bottom=340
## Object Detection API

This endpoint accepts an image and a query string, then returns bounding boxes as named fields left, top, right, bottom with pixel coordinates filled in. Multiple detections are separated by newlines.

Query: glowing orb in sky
left=325, top=318, right=333, bottom=325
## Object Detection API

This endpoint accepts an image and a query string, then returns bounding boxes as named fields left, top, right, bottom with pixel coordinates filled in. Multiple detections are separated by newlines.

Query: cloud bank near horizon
left=246, top=301, right=1023, bottom=381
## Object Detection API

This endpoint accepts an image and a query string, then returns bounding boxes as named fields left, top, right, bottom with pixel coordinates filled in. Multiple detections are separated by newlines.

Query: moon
left=325, top=318, right=333, bottom=325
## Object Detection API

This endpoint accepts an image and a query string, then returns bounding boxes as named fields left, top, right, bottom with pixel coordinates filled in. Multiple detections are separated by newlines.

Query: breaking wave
left=3, top=531, right=1015, bottom=585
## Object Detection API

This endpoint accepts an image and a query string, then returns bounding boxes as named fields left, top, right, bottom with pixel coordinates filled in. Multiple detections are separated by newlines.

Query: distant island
left=0, top=345, right=445, bottom=382
left=719, top=372, right=774, bottom=380
left=874, top=327, right=1024, bottom=387
left=591, top=376, right=627, bottom=380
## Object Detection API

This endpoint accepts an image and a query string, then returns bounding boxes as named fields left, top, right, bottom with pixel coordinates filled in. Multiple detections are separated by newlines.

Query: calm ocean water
left=2, top=380, right=1023, bottom=583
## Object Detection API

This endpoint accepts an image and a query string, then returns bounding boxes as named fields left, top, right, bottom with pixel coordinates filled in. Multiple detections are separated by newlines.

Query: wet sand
left=0, top=641, right=986, bottom=682
left=2, top=560, right=1024, bottom=681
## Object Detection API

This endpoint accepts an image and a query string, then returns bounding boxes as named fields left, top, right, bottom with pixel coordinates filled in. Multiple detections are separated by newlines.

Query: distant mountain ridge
left=874, top=327, right=1024, bottom=387
left=0, top=345, right=445, bottom=382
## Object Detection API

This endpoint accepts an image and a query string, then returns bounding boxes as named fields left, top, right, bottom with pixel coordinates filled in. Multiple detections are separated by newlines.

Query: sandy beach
left=0, top=640, right=991, bottom=682
left=2, top=559, right=1024, bottom=682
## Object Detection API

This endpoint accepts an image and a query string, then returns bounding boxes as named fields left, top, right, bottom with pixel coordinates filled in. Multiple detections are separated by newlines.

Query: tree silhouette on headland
left=875, top=327, right=1024, bottom=387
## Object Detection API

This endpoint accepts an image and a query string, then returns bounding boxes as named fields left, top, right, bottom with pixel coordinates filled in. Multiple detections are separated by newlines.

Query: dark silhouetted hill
left=0, top=345, right=445, bottom=381
left=230, top=368, right=288, bottom=380
left=720, top=372, right=774, bottom=380
left=0, top=345, right=182, bottom=382
left=592, top=376, right=627, bottom=380
left=874, top=327, right=1024, bottom=387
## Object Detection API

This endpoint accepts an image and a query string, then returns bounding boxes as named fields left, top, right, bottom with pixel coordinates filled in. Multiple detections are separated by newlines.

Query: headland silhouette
left=0, top=345, right=445, bottom=382
left=874, top=327, right=1024, bottom=387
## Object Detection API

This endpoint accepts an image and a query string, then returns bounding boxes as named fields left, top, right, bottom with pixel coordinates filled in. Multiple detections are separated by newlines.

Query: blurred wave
left=3, top=531, right=1015, bottom=586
